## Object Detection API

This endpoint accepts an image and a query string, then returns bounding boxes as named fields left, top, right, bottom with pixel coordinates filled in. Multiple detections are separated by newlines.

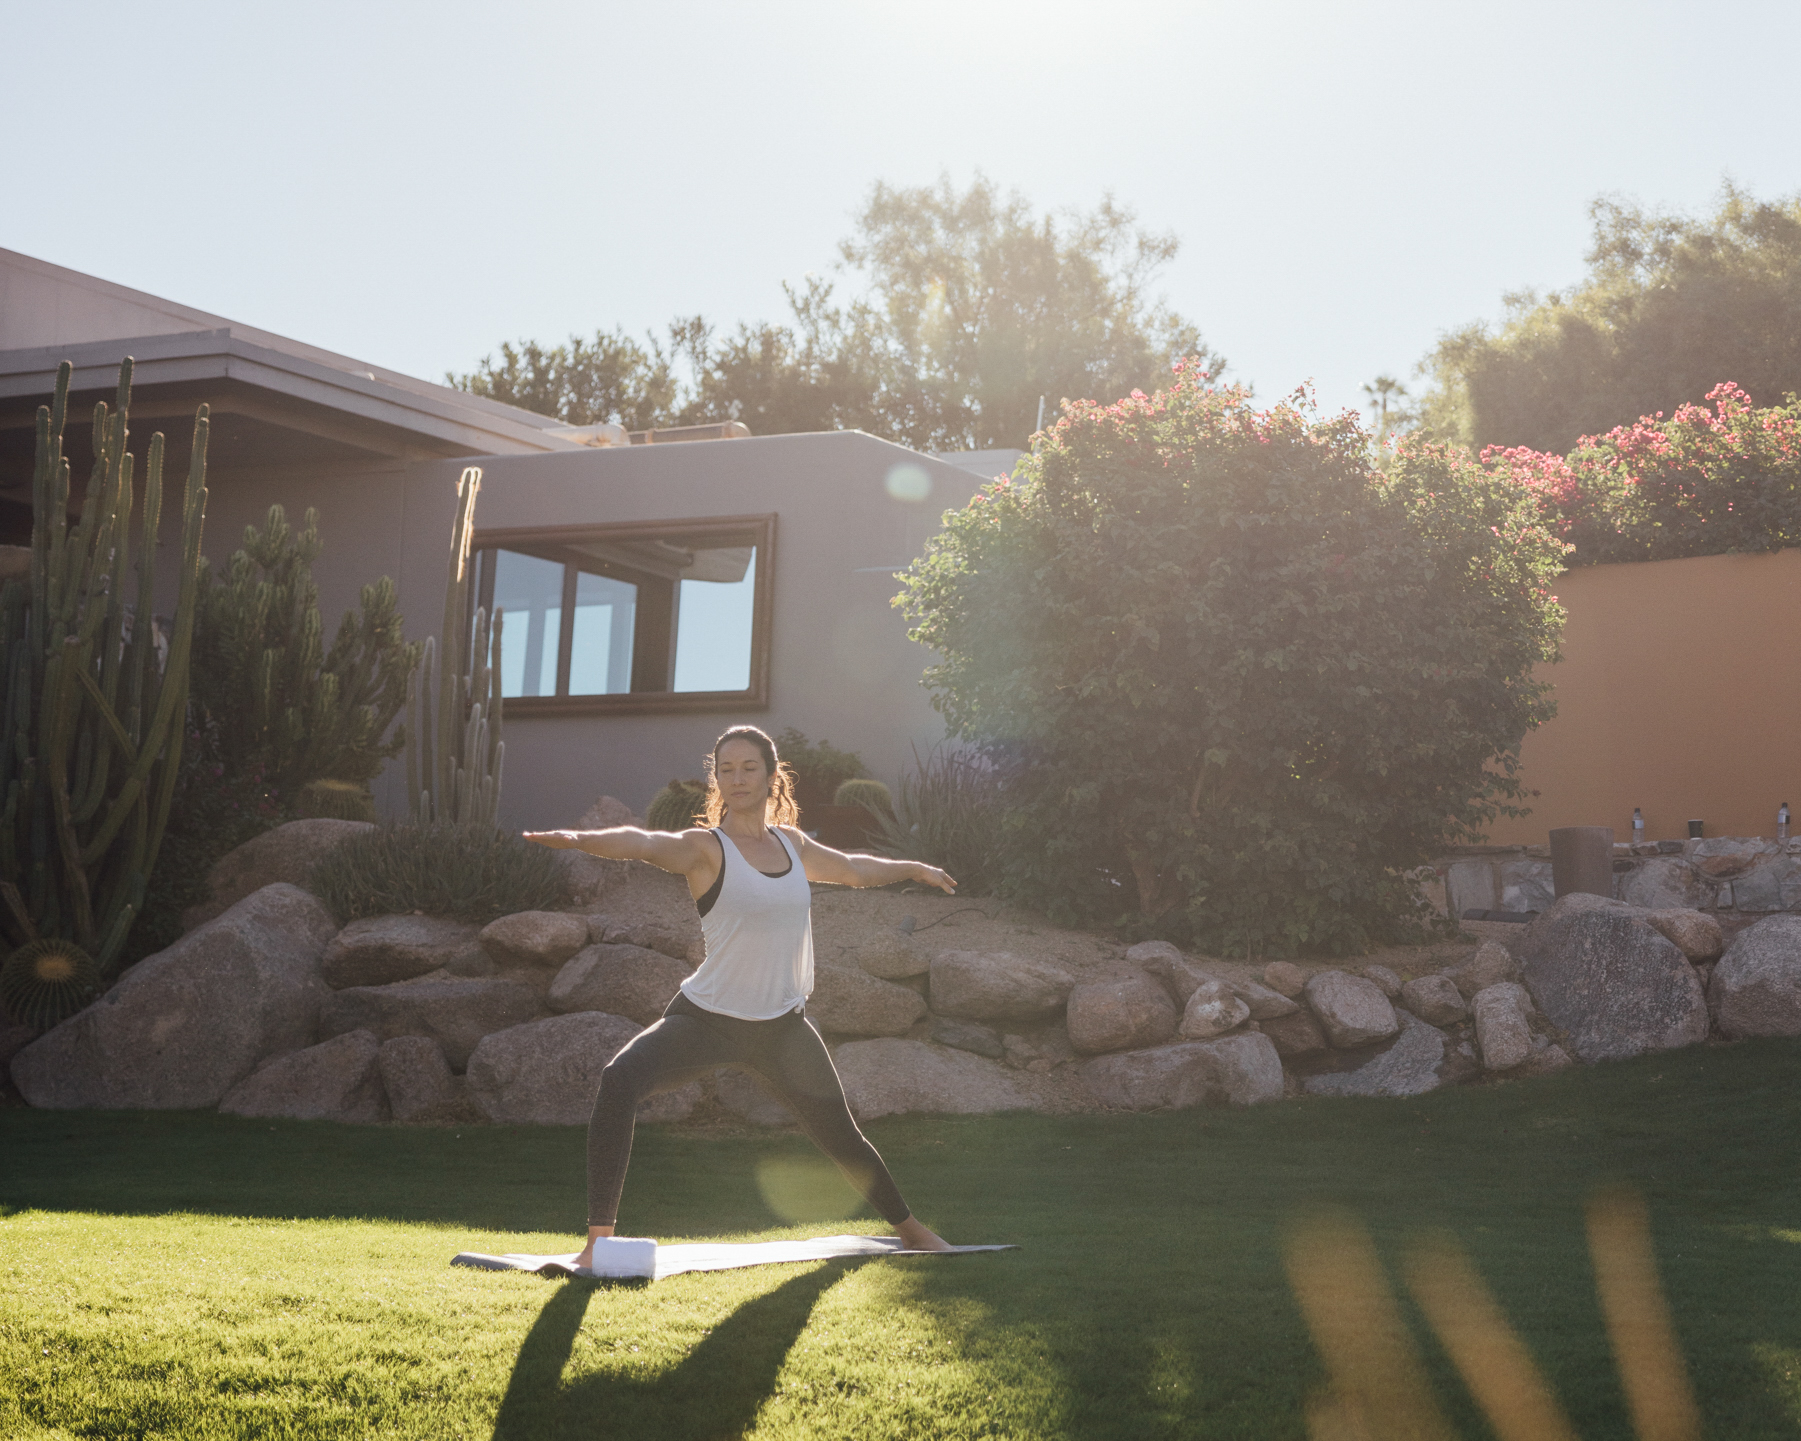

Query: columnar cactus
left=0, top=360, right=210, bottom=973
left=404, top=466, right=505, bottom=826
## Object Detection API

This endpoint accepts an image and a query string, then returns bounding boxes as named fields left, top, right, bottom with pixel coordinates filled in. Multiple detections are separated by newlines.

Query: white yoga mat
left=451, top=1234, right=1016, bottom=1281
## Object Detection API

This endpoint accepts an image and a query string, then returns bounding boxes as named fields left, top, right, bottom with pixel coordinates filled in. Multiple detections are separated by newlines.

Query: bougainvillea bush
left=898, top=364, right=1566, bottom=956
left=1474, top=383, right=1801, bottom=565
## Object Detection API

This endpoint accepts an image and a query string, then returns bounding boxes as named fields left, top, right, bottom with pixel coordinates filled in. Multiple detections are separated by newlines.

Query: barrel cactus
left=646, top=779, right=708, bottom=832
left=833, top=777, right=894, bottom=818
left=1, top=937, right=101, bottom=1031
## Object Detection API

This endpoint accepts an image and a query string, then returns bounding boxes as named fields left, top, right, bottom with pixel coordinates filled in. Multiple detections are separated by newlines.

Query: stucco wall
left=1485, top=547, right=1801, bottom=845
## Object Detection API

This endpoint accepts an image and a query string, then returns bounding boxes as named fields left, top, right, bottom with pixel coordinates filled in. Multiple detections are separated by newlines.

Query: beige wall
left=1486, top=547, right=1801, bottom=845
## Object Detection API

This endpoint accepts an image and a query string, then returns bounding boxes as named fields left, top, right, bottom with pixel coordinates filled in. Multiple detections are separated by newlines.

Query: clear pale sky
left=5, top=0, right=1799, bottom=429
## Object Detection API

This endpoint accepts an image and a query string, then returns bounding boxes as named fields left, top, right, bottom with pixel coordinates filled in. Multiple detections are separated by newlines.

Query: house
left=0, top=248, right=1013, bottom=826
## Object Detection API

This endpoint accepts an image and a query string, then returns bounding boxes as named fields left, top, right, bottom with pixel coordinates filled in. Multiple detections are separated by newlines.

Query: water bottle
left=1632, top=808, right=1645, bottom=846
left=1780, top=802, right=1790, bottom=843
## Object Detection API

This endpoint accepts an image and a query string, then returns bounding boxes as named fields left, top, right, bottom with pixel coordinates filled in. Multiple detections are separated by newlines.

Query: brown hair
left=702, top=725, right=800, bottom=827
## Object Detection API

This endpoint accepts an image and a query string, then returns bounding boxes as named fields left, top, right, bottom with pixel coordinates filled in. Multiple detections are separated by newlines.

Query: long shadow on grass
left=490, top=1265, right=843, bottom=1440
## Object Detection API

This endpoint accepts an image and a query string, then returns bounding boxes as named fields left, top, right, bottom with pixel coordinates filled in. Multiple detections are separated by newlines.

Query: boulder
left=1260, top=1009, right=1330, bottom=1058
left=1066, top=974, right=1180, bottom=1053
left=320, top=915, right=480, bottom=989
left=444, top=942, right=499, bottom=978
left=832, top=1038, right=1033, bottom=1120
left=1124, top=940, right=1186, bottom=969
left=1304, top=1016, right=1447, bottom=1098
left=1709, top=913, right=1801, bottom=1038
left=466, top=1011, right=697, bottom=1124
left=1399, top=974, right=1468, bottom=1027
left=1616, top=857, right=1708, bottom=911
left=1360, top=965, right=1403, bottom=999
left=854, top=932, right=931, bottom=980
left=554, top=848, right=623, bottom=907
left=807, top=964, right=927, bottom=1037
left=479, top=911, right=590, bottom=968
left=1687, top=836, right=1777, bottom=879
left=1177, top=979, right=1251, bottom=1041
left=1136, top=951, right=1207, bottom=1006
left=1262, top=961, right=1307, bottom=998
left=928, top=951, right=1075, bottom=1022
left=1511, top=1039, right=1576, bottom=1078
left=0, top=1023, right=38, bottom=1070
left=378, top=1035, right=476, bottom=1124
left=1231, top=978, right=1299, bottom=1021
left=182, top=818, right=372, bottom=931
left=319, top=976, right=541, bottom=1070
left=1303, top=971, right=1399, bottom=1048
left=1472, top=983, right=1534, bottom=1071
left=1644, top=909, right=1724, bottom=962
left=591, top=916, right=699, bottom=965
left=1081, top=1033, right=1284, bottom=1110
left=927, top=1018, right=1004, bottom=1060
left=714, top=1066, right=794, bottom=1126
left=1445, top=941, right=1522, bottom=1000
left=1520, top=893, right=1709, bottom=1063
left=548, top=944, right=689, bottom=1027
left=575, top=795, right=638, bottom=830
left=1498, top=858, right=1555, bottom=913
left=11, top=884, right=337, bottom=1110
left=219, top=1029, right=388, bottom=1123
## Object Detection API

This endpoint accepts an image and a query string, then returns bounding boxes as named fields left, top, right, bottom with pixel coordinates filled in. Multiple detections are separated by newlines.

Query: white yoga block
left=582, top=1237, right=657, bottom=1278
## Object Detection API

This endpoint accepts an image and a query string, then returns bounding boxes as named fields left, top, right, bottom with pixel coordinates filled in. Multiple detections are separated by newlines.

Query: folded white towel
left=579, top=1237, right=658, bottom=1278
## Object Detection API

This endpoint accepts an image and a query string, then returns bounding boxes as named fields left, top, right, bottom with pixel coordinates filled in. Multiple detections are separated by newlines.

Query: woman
left=524, top=724, right=956, bottom=1265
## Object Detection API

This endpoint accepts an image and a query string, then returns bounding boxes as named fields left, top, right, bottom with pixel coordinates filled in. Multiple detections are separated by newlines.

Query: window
left=472, top=515, right=774, bottom=714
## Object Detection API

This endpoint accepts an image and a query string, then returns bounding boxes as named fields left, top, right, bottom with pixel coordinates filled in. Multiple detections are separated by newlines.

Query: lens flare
left=755, top=1156, right=860, bottom=1225
left=884, top=464, right=932, bottom=503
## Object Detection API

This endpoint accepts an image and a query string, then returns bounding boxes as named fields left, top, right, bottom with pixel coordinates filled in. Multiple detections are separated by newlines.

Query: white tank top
left=680, top=827, right=815, bottom=1020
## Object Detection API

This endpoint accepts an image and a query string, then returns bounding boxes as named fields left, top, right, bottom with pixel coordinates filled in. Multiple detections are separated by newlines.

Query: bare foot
left=574, top=1224, right=615, bottom=1270
left=893, top=1215, right=953, bottom=1252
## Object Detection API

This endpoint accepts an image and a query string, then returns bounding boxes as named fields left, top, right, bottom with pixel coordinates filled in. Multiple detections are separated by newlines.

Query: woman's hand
left=912, top=863, right=957, bottom=895
left=522, top=830, right=583, bottom=849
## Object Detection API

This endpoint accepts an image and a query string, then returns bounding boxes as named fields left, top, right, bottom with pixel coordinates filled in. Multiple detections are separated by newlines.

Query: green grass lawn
left=3, top=1039, right=1800, bottom=1439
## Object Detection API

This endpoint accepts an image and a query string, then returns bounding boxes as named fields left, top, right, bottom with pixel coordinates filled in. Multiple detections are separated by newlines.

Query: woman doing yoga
left=524, top=724, right=956, bottom=1265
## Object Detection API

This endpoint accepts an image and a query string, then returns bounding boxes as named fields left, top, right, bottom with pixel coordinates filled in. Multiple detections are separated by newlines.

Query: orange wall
left=1485, top=547, right=1801, bottom=845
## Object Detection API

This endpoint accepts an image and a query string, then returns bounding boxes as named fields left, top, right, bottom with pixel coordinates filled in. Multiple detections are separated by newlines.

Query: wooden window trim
left=473, top=513, right=775, bottom=717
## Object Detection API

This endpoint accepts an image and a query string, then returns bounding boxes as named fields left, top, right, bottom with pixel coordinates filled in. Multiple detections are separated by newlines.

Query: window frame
left=471, top=512, right=776, bottom=716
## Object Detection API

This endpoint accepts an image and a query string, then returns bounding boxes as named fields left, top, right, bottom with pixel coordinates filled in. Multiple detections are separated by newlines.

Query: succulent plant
left=646, top=779, right=708, bottom=833
left=1, top=937, right=101, bottom=1031
left=833, top=777, right=895, bottom=818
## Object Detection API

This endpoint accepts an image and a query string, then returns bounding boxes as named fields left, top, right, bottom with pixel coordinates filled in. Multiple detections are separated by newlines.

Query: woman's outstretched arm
left=784, top=828, right=956, bottom=894
left=523, top=826, right=711, bottom=878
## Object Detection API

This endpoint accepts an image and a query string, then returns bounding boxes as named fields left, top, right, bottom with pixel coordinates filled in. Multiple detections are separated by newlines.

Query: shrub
left=897, top=364, right=1566, bottom=955
left=833, top=778, right=894, bottom=817
left=774, top=729, right=868, bottom=811
left=308, top=824, right=567, bottom=924
left=646, top=780, right=708, bottom=832
left=871, top=746, right=1006, bottom=897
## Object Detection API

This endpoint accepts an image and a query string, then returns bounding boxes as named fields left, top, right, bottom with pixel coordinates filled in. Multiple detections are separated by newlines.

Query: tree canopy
left=451, top=175, right=1222, bottom=452
left=1415, top=184, right=1801, bottom=453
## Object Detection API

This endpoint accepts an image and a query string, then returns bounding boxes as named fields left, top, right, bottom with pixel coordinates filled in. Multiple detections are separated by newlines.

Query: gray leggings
left=587, top=991, right=912, bottom=1228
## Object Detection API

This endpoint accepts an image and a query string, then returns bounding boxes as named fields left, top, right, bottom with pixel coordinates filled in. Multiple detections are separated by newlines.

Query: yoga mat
left=451, top=1234, right=1016, bottom=1281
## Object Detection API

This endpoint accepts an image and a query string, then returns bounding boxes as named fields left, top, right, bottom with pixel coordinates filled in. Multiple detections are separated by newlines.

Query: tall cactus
left=404, top=466, right=505, bottom=826
left=0, top=359, right=210, bottom=972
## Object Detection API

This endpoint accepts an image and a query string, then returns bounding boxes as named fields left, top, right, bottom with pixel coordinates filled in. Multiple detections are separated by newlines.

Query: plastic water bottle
left=1632, top=808, right=1645, bottom=846
left=1780, top=802, right=1790, bottom=843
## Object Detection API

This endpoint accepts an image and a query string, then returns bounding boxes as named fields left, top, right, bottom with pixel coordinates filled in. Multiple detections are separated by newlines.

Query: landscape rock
left=1230, top=978, right=1299, bottom=1021
left=1687, top=836, right=1776, bottom=879
left=465, top=1011, right=672, bottom=1124
left=1303, top=971, right=1399, bottom=1048
left=11, top=884, right=337, bottom=1110
left=714, top=1066, right=793, bottom=1126
left=1262, top=961, right=1307, bottom=998
left=1081, top=1033, right=1284, bottom=1110
left=1708, top=913, right=1801, bottom=1038
left=1644, top=909, right=1724, bottom=962
left=182, top=818, right=372, bottom=931
left=0, top=1023, right=38, bottom=1070
left=1497, top=858, right=1555, bottom=913
left=1360, top=965, right=1403, bottom=999
left=832, top=1038, right=1033, bottom=1119
left=854, top=931, right=931, bottom=980
left=1399, top=973, right=1468, bottom=1026
left=444, top=941, right=499, bottom=978
left=1259, top=1009, right=1330, bottom=1058
left=1304, top=1016, right=1446, bottom=1098
left=548, top=944, right=688, bottom=1027
left=1177, top=979, right=1251, bottom=1041
left=807, top=964, right=927, bottom=1037
left=1520, top=893, right=1709, bottom=1063
left=319, top=976, right=541, bottom=1070
left=575, top=795, right=637, bottom=830
left=1510, top=1039, right=1576, bottom=1078
left=554, top=848, right=623, bottom=907
left=479, top=911, right=590, bottom=968
left=219, top=1028, right=388, bottom=1123
left=378, top=1035, right=476, bottom=1124
left=927, top=1018, right=1004, bottom=1059
left=928, top=951, right=1075, bottom=1022
left=320, top=915, right=480, bottom=989
left=1472, top=983, right=1534, bottom=1071
left=591, top=916, right=698, bottom=964
left=1616, top=857, right=1708, bottom=911
left=1124, top=940, right=1185, bottom=969
left=1438, top=1039, right=1485, bottom=1086
left=1445, top=941, right=1522, bottom=1000
left=1067, top=974, right=1180, bottom=1053
left=1136, top=952, right=1209, bottom=1006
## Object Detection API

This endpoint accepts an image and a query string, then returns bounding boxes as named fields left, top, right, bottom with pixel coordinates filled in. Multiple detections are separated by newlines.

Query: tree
left=449, top=175, right=1223, bottom=451
left=1362, top=374, right=1408, bottom=444
left=896, top=364, right=1566, bottom=957
left=1416, top=183, right=1801, bottom=453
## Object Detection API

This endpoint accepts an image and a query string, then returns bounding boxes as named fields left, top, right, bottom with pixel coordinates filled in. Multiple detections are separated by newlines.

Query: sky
left=5, top=0, right=1800, bottom=430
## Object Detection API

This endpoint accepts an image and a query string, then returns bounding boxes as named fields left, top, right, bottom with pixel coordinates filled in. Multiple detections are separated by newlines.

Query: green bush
left=833, top=777, right=894, bottom=816
left=646, top=779, right=708, bottom=832
left=774, top=729, right=867, bottom=811
left=870, top=747, right=1005, bottom=896
left=308, top=824, right=567, bottom=925
left=897, top=365, right=1566, bottom=956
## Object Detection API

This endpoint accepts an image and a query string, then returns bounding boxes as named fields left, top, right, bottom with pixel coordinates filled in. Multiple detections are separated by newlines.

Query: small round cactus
left=1, top=938, right=102, bottom=1031
left=833, top=778, right=894, bottom=818
left=646, top=779, right=708, bottom=832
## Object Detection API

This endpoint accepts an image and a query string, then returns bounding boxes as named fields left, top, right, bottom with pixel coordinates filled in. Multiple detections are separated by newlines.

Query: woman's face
left=715, top=740, right=770, bottom=815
